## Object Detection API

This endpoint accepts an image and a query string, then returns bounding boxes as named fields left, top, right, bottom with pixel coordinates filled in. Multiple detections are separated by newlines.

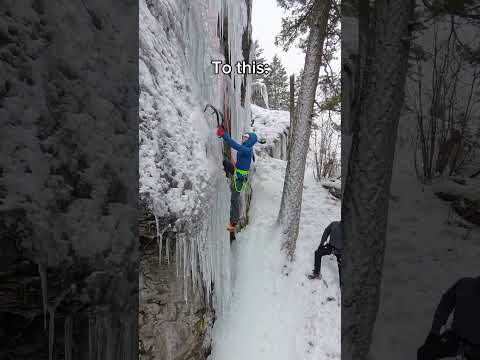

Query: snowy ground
left=370, top=149, right=480, bottom=359
left=209, top=156, right=341, bottom=360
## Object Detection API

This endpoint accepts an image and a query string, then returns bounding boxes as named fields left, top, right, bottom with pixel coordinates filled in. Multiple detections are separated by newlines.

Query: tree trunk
left=341, top=1, right=414, bottom=359
left=290, top=74, right=295, bottom=122
left=341, top=0, right=369, bottom=196
left=278, top=0, right=331, bottom=259
left=278, top=75, right=297, bottom=222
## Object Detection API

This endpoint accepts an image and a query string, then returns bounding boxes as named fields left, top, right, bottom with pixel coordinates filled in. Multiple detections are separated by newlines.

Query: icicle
left=132, top=314, right=138, bottom=360
left=202, top=231, right=209, bottom=304
left=191, top=234, right=197, bottom=293
left=95, top=315, right=102, bottom=359
left=182, top=234, right=188, bottom=303
left=65, top=316, right=72, bottom=360
left=38, top=263, right=48, bottom=331
left=123, top=315, right=132, bottom=359
left=176, top=233, right=180, bottom=277
left=46, top=285, right=73, bottom=360
left=88, top=314, right=94, bottom=360
left=154, top=215, right=160, bottom=241
left=154, top=215, right=161, bottom=266
left=157, top=224, right=170, bottom=268
left=209, top=207, right=214, bottom=287
left=166, top=235, right=170, bottom=265
left=198, top=231, right=206, bottom=302
left=105, top=314, right=113, bottom=360
left=48, top=305, right=55, bottom=360
left=159, top=234, right=163, bottom=267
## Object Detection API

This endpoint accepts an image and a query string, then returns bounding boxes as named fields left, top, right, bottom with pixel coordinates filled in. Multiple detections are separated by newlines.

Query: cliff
left=139, top=0, right=253, bottom=358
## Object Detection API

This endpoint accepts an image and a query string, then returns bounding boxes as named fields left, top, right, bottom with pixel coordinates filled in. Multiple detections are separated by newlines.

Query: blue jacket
left=222, top=132, right=257, bottom=171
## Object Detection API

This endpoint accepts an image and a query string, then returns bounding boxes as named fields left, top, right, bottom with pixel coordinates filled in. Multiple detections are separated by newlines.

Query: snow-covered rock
left=251, top=104, right=290, bottom=160
left=322, top=178, right=342, bottom=199
left=432, top=177, right=480, bottom=225
left=251, top=81, right=269, bottom=109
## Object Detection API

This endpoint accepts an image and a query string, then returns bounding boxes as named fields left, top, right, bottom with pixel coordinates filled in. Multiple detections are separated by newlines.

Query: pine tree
left=264, top=55, right=289, bottom=110
left=252, top=40, right=268, bottom=83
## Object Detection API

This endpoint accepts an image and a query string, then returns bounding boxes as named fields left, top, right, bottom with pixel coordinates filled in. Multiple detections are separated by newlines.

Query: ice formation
left=64, top=316, right=73, bottom=360
left=252, top=81, right=269, bottom=109
left=38, top=263, right=48, bottom=331
left=139, top=0, right=251, bottom=319
left=81, top=312, right=136, bottom=360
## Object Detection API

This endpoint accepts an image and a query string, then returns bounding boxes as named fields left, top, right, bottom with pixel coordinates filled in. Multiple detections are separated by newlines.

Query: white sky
left=252, top=0, right=306, bottom=76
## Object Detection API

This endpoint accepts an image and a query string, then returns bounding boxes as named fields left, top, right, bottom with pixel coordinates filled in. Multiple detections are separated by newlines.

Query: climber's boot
left=226, top=222, right=237, bottom=232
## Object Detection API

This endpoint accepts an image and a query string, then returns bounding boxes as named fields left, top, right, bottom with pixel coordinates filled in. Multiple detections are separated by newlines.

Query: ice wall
left=1, top=2, right=138, bottom=359
left=139, top=0, right=252, bottom=358
left=251, top=81, right=270, bottom=109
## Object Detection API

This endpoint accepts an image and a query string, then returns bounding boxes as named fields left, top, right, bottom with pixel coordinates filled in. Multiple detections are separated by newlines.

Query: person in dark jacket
left=217, top=127, right=257, bottom=232
left=418, top=276, right=480, bottom=360
left=308, top=221, right=343, bottom=283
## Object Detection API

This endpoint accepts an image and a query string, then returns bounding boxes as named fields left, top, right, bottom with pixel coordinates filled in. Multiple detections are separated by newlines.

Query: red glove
left=216, top=126, right=224, bottom=138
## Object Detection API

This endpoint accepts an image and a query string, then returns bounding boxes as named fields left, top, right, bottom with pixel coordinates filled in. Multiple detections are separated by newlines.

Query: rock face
left=1, top=1, right=138, bottom=359
left=139, top=0, right=252, bottom=359
left=139, top=207, right=214, bottom=360
left=269, top=132, right=289, bottom=160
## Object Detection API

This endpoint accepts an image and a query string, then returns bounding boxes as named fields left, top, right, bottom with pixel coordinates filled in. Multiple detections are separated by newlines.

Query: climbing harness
left=233, top=168, right=249, bottom=193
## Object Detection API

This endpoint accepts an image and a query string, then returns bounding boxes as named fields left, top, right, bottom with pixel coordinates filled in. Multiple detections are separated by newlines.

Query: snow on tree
left=264, top=54, right=289, bottom=110
left=252, top=40, right=268, bottom=83
left=251, top=40, right=271, bottom=108
left=277, top=0, right=333, bottom=260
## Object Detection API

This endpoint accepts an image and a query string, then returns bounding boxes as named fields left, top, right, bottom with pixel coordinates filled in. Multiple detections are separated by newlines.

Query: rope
left=207, top=0, right=234, bottom=166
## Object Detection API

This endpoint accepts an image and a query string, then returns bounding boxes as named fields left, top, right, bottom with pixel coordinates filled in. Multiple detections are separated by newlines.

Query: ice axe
left=204, top=104, right=229, bottom=161
left=203, top=104, right=224, bottom=128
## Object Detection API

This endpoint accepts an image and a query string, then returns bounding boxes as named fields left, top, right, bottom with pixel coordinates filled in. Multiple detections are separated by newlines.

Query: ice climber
left=216, top=126, right=257, bottom=233
left=308, top=220, right=343, bottom=285
left=418, top=276, right=480, bottom=360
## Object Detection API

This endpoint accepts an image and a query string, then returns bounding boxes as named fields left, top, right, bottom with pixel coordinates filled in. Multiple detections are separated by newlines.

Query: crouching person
left=308, top=220, right=343, bottom=286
